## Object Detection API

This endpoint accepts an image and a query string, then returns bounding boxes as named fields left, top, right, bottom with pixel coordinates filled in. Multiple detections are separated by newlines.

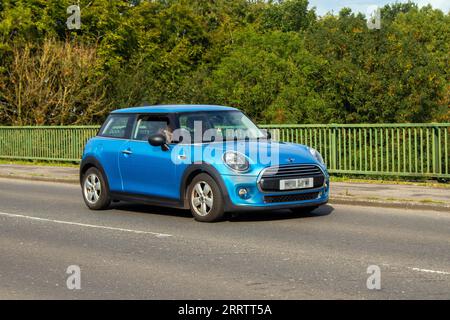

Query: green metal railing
left=261, top=124, right=450, bottom=178
left=0, top=124, right=449, bottom=178
left=0, top=126, right=99, bottom=162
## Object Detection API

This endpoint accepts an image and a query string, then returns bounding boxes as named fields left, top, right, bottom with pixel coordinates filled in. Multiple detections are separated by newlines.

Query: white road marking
left=409, top=267, right=450, bottom=275
left=0, top=211, right=172, bottom=238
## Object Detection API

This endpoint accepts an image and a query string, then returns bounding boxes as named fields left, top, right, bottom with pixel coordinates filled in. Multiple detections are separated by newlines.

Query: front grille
left=264, top=192, right=320, bottom=204
left=260, top=164, right=325, bottom=192
left=262, top=164, right=323, bottom=178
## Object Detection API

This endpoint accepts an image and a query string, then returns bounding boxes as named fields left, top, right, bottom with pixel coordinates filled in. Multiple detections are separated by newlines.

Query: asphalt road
left=0, top=178, right=449, bottom=300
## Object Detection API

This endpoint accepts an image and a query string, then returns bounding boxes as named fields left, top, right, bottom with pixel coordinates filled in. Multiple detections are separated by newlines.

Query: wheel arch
left=180, top=162, right=231, bottom=209
left=79, top=156, right=110, bottom=190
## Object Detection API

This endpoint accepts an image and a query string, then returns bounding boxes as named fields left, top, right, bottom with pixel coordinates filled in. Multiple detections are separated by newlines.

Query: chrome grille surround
left=258, top=164, right=326, bottom=193
left=262, top=164, right=323, bottom=178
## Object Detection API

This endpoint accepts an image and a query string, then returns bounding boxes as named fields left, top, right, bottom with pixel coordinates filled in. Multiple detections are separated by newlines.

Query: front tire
left=188, top=173, right=225, bottom=222
left=82, top=167, right=111, bottom=210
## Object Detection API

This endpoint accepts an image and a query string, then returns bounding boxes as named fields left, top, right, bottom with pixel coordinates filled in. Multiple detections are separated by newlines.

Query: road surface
left=0, top=178, right=449, bottom=299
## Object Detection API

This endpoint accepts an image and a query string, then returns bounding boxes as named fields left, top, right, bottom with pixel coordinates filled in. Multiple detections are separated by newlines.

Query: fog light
left=238, top=188, right=249, bottom=199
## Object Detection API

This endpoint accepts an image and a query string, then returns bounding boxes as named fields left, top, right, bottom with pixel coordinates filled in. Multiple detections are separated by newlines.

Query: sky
left=307, top=0, right=450, bottom=16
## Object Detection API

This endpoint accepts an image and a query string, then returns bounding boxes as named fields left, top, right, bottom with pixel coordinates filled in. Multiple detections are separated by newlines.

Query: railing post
left=331, top=124, right=337, bottom=170
left=432, top=125, right=440, bottom=175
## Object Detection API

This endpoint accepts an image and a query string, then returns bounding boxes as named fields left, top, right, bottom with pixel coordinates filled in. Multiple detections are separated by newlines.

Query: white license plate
left=280, top=178, right=314, bottom=190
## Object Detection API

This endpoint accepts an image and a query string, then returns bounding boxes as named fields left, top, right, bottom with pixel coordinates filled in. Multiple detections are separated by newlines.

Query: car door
left=95, top=114, right=134, bottom=192
left=118, top=114, right=178, bottom=200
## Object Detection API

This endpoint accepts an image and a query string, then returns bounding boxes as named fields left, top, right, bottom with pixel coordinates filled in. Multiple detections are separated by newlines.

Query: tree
left=198, top=29, right=326, bottom=123
left=0, top=39, right=110, bottom=125
left=0, top=0, right=448, bottom=125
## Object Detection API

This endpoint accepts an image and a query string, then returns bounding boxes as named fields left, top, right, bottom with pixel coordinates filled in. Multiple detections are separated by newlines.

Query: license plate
left=280, top=178, right=314, bottom=190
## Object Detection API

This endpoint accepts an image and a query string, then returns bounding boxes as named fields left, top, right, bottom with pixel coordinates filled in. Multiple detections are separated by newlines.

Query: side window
left=179, top=114, right=210, bottom=133
left=133, top=115, right=172, bottom=143
left=178, top=113, right=213, bottom=143
left=99, top=115, right=133, bottom=139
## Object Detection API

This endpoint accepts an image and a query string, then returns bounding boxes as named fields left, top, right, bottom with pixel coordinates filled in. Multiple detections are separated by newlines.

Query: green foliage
left=261, top=0, right=316, bottom=32
left=196, top=29, right=327, bottom=123
left=0, top=0, right=448, bottom=125
left=304, top=5, right=449, bottom=123
left=0, top=39, right=110, bottom=125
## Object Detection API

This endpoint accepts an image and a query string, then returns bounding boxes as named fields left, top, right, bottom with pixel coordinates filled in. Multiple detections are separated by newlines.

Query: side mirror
left=266, top=131, right=272, bottom=140
left=148, top=134, right=169, bottom=151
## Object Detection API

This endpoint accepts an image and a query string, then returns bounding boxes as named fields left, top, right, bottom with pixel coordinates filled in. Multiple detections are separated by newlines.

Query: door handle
left=121, top=149, right=133, bottom=155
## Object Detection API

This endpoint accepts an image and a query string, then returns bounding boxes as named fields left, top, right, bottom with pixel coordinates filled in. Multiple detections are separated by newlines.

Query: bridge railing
left=261, top=124, right=450, bottom=178
left=0, top=126, right=99, bottom=162
left=0, top=124, right=449, bottom=178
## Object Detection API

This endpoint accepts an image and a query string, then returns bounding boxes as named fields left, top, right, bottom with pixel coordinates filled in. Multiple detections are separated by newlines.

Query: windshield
left=177, top=111, right=266, bottom=143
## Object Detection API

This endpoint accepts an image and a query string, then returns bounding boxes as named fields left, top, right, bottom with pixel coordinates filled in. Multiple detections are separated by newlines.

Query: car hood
left=179, top=140, right=324, bottom=176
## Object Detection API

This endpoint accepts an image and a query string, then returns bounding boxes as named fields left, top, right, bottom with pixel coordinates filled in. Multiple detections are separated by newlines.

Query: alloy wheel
left=191, top=181, right=214, bottom=216
left=84, top=174, right=102, bottom=204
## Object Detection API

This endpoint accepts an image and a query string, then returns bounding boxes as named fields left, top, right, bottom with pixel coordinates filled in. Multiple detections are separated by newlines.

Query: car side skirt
left=110, top=192, right=185, bottom=209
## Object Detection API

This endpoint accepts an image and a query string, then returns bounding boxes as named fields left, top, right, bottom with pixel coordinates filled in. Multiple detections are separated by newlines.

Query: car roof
left=111, top=104, right=238, bottom=114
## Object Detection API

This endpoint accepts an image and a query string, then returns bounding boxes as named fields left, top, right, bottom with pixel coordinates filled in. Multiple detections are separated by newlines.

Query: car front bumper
left=221, top=174, right=330, bottom=212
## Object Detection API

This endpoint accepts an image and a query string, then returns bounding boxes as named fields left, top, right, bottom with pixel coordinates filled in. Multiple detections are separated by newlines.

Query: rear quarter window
left=99, top=115, right=134, bottom=139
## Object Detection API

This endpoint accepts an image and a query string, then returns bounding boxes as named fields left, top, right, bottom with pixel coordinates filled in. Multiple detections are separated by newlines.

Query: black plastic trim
left=80, top=157, right=329, bottom=213
left=225, top=199, right=329, bottom=212
left=79, top=156, right=110, bottom=189
left=180, top=162, right=232, bottom=210
left=110, top=192, right=184, bottom=209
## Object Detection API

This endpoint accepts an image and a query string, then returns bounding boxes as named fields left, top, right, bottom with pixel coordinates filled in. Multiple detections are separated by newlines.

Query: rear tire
left=188, top=173, right=225, bottom=222
left=82, top=167, right=111, bottom=210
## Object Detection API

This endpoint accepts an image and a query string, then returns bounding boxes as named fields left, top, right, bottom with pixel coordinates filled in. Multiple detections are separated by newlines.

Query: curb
left=0, top=174, right=78, bottom=185
left=1, top=174, right=449, bottom=212
left=330, top=196, right=450, bottom=213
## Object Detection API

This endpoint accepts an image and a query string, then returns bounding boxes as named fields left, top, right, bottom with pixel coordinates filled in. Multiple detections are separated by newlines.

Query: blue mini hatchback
left=80, top=105, right=329, bottom=222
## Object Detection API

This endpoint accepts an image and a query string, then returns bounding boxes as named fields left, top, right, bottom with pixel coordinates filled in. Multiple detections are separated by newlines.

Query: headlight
left=223, top=151, right=249, bottom=172
left=309, top=147, right=325, bottom=165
